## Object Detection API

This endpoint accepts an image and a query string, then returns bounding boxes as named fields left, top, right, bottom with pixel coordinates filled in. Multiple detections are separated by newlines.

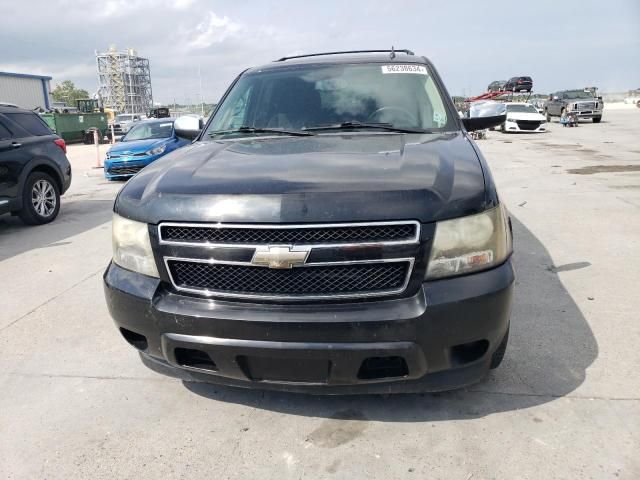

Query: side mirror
left=462, top=115, right=506, bottom=132
left=174, top=116, right=203, bottom=140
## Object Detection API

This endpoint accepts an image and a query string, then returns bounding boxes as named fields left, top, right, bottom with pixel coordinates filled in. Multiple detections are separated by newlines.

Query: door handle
left=11, top=142, right=21, bottom=148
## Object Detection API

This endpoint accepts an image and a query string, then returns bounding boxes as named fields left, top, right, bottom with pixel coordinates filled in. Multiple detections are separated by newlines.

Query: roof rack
left=275, top=49, right=415, bottom=62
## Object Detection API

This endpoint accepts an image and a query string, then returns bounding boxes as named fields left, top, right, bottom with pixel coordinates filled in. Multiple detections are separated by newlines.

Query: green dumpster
left=40, top=113, right=109, bottom=144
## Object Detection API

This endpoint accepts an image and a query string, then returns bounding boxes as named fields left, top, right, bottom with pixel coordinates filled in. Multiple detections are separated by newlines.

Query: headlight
left=507, top=117, right=517, bottom=123
left=147, top=145, right=166, bottom=156
left=425, top=206, right=511, bottom=280
left=112, top=214, right=159, bottom=277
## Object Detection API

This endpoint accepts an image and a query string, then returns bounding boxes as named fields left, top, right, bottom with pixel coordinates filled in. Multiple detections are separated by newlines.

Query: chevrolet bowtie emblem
left=251, top=246, right=310, bottom=269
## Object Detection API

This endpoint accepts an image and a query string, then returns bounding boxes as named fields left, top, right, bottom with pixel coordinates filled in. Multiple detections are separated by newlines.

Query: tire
left=592, top=116, right=602, bottom=123
left=490, top=325, right=509, bottom=369
left=18, top=172, right=61, bottom=225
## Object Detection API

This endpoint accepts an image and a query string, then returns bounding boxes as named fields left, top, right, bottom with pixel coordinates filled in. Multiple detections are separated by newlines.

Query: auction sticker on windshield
left=381, top=65, right=428, bottom=75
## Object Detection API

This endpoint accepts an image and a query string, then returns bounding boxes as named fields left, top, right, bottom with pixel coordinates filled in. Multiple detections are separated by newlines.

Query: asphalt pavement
left=1, top=107, right=638, bottom=479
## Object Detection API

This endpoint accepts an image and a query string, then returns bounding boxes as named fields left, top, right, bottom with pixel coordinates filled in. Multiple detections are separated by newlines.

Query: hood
left=116, top=132, right=491, bottom=224
left=507, top=111, right=546, bottom=121
left=108, top=138, right=168, bottom=155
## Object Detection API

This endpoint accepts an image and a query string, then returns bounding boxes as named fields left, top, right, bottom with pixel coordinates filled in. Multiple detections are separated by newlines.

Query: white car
left=624, top=91, right=640, bottom=104
left=502, top=103, right=547, bottom=133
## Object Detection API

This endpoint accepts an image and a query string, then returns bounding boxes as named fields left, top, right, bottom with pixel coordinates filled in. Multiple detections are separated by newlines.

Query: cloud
left=187, top=12, right=243, bottom=49
left=173, top=0, right=195, bottom=9
left=1, top=0, right=638, bottom=105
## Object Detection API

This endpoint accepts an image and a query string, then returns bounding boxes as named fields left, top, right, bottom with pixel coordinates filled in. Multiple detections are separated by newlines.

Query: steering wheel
left=367, top=106, right=418, bottom=126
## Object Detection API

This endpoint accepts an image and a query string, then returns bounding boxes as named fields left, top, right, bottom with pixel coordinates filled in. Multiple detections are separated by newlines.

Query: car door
left=0, top=118, right=18, bottom=211
left=0, top=112, right=59, bottom=199
left=0, top=115, right=35, bottom=202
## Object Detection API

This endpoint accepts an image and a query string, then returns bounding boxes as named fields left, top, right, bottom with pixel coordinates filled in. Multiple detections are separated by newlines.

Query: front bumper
left=571, top=110, right=602, bottom=119
left=505, top=121, right=547, bottom=133
left=104, top=259, right=514, bottom=393
left=103, top=153, right=162, bottom=179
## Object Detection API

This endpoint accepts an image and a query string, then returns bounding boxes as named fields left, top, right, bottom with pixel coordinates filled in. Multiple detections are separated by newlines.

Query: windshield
left=507, top=104, right=538, bottom=113
left=116, top=115, right=135, bottom=122
left=122, top=121, right=174, bottom=141
left=563, top=90, right=595, bottom=99
left=205, top=63, right=452, bottom=138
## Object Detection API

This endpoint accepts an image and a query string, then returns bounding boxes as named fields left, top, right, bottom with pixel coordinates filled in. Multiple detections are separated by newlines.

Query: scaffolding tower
left=96, top=46, right=153, bottom=114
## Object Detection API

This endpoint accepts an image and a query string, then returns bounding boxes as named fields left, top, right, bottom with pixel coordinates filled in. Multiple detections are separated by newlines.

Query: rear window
left=4, top=112, right=53, bottom=136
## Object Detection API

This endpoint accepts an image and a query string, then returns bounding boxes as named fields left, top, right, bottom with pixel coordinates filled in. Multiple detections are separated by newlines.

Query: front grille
left=159, top=222, right=418, bottom=246
left=166, top=259, right=411, bottom=299
left=575, top=102, right=596, bottom=110
left=516, top=120, right=541, bottom=131
left=107, top=165, right=144, bottom=175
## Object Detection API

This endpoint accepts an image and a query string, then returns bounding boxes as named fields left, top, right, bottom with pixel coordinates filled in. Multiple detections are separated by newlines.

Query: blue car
left=104, top=118, right=190, bottom=180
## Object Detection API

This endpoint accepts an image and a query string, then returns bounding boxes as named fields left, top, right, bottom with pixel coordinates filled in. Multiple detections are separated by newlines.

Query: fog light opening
left=120, top=328, right=148, bottom=351
left=450, top=339, right=489, bottom=366
left=174, top=348, right=217, bottom=371
left=357, top=356, right=409, bottom=380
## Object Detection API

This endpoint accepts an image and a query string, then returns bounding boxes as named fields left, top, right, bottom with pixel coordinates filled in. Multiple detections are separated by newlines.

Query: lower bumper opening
left=120, top=328, right=148, bottom=351
left=357, top=356, right=409, bottom=380
left=174, top=348, right=217, bottom=371
left=450, top=339, right=489, bottom=367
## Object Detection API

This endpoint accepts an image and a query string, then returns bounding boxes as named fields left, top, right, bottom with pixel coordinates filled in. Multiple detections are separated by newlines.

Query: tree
left=50, top=80, right=90, bottom=108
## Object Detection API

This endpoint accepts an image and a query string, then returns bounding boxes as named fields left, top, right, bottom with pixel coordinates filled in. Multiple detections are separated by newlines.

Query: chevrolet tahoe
left=103, top=49, right=513, bottom=393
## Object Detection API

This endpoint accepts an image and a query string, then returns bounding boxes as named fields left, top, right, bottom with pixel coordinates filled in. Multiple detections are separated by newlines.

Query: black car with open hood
left=104, top=50, right=513, bottom=393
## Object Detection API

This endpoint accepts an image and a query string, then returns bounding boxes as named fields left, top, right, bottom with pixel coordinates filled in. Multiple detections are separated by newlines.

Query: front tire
left=18, top=172, right=61, bottom=225
left=592, top=116, right=602, bottom=123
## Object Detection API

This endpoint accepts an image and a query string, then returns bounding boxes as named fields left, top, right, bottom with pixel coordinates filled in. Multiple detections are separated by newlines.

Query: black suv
left=0, top=106, right=72, bottom=224
left=505, top=76, right=533, bottom=93
left=104, top=50, right=513, bottom=393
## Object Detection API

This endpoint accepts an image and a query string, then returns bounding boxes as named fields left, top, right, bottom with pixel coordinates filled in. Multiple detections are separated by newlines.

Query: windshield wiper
left=303, top=121, right=426, bottom=134
left=209, top=126, right=314, bottom=137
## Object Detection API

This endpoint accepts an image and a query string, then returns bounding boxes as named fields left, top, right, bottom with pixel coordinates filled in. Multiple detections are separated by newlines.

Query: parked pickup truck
left=103, top=49, right=513, bottom=394
left=545, top=89, right=603, bottom=123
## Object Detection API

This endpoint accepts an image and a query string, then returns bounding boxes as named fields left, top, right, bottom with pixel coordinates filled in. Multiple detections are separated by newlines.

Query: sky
left=1, top=0, right=639, bottom=104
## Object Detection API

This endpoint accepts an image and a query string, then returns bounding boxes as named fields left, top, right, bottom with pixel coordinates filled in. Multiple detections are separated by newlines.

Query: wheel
left=490, top=325, right=509, bottom=369
left=592, top=116, right=602, bottom=123
left=18, top=172, right=61, bottom=225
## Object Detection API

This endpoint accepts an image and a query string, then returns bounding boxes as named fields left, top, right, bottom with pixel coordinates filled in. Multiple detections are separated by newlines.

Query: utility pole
left=198, top=65, right=204, bottom=116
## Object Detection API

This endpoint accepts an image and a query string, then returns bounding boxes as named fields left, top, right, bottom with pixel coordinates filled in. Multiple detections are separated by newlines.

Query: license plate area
left=237, top=355, right=330, bottom=384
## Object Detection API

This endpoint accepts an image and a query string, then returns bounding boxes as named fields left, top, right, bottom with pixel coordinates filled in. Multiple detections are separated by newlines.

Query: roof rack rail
left=275, top=49, right=415, bottom=62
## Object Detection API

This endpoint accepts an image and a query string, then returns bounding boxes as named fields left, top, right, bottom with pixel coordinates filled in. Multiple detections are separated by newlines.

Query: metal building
left=96, top=46, right=153, bottom=114
left=0, top=71, right=52, bottom=110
